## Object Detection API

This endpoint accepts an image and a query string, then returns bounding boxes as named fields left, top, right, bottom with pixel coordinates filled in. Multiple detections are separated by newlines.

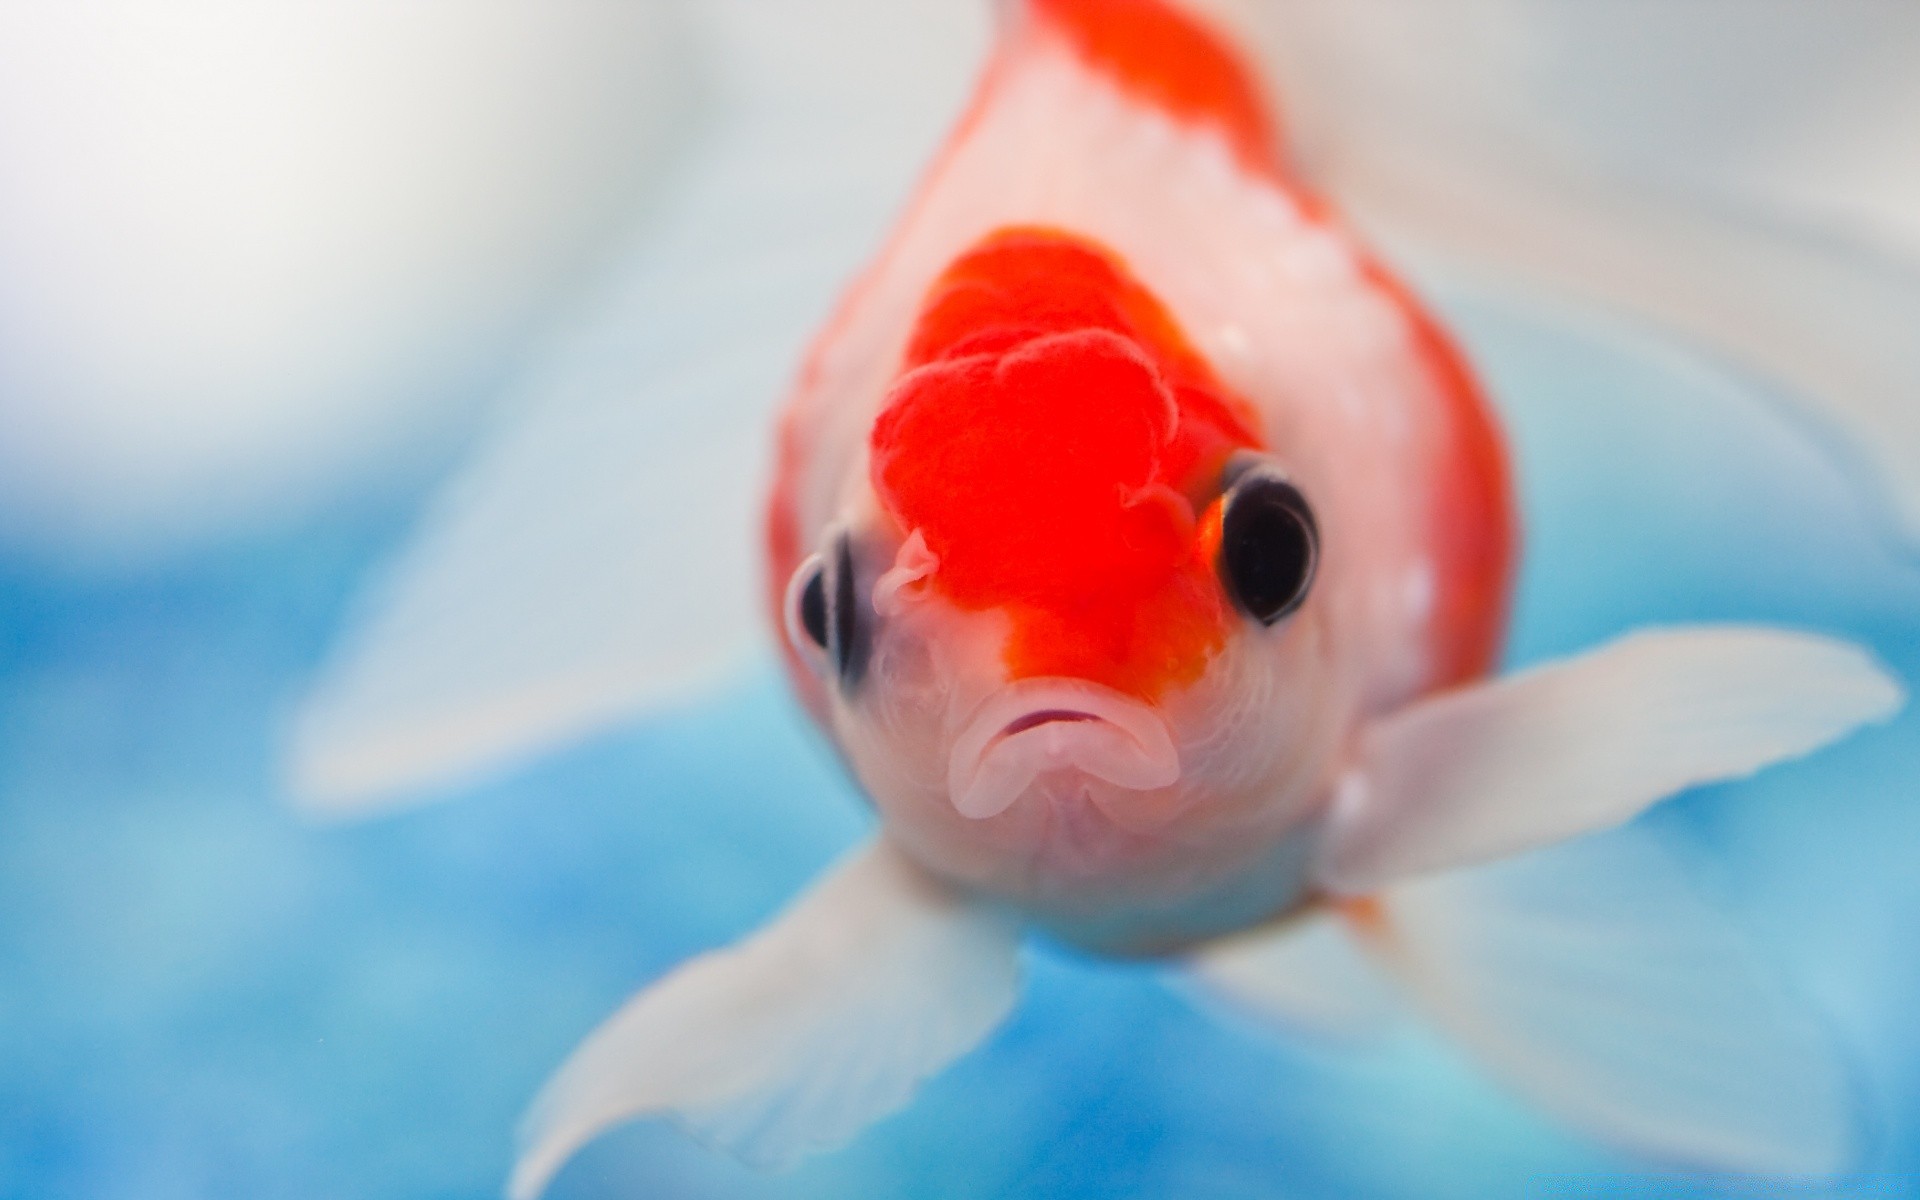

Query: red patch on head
left=871, top=228, right=1262, bottom=696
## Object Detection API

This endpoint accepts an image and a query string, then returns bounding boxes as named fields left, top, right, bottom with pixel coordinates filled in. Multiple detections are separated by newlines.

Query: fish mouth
left=947, top=679, right=1180, bottom=820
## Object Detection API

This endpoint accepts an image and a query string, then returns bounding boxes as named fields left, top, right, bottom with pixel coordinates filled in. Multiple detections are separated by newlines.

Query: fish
left=287, top=0, right=1915, bottom=1195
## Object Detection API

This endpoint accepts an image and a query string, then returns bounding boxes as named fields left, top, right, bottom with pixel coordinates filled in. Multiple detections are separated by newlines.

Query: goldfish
left=290, top=0, right=1911, bottom=1194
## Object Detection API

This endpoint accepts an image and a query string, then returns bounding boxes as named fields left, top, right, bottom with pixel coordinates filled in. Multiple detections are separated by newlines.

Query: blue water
left=3, top=290, right=1919, bottom=1200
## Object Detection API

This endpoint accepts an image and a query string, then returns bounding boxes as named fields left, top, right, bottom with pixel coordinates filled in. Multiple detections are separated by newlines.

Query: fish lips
left=947, top=679, right=1181, bottom=821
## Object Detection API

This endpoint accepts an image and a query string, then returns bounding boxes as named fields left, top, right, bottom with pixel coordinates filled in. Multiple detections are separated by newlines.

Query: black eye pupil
left=829, top=535, right=869, bottom=688
left=789, top=535, right=870, bottom=691
left=799, top=567, right=828, bottom=649
left=1219, top=472, right=1317, bottom=625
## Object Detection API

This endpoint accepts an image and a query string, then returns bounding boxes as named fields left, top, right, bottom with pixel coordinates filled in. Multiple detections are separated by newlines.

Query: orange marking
left=1029, top=0, right=1283, bottom=177
left=1337, top=894, right=1390, bottom=939
left=765, top=407, right=830, bottom=721
left=1355, top=255, right=1517, bottom=687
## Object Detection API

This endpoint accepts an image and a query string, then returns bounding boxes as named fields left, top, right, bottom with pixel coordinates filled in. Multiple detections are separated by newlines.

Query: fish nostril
left=1001, top=710, right=1099, bottom=737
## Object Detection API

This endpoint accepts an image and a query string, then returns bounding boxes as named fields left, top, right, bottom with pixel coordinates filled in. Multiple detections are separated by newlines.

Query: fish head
left=779, top=309, right=1349, bottom=902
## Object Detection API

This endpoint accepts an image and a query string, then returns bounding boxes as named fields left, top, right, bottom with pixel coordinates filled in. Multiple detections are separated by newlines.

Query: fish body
left=765, top=0, right=1512, bottom=952
left=494, top=5, right=1899, bottom=1188
left=285, top=1, right=1910, bottom=1194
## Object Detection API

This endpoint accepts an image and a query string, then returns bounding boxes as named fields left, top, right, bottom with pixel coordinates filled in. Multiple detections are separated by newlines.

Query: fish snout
left=946, top=680, right=1180, bottom=820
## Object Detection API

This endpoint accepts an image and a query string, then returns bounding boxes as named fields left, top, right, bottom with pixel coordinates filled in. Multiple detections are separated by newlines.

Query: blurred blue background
left=5, top=2, right=1920, bottom=1198
left=3, top=287, right=1918, bottom=1199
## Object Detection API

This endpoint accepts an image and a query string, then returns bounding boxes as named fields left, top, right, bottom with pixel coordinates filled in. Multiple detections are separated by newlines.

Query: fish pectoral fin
left=1318, top=625, right=1901, bottom=895
left=508, top=838, right=1022, bottom=1199
left=1349, top=829, right=1859, bottom=1176
left=1184, top=908, right=1401, bottom=1041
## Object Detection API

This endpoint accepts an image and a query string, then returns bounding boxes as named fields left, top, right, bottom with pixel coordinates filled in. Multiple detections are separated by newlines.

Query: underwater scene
left=3, top=2, right=1919, bottom=1198
left=7, top=275, right=1920, bottom=1200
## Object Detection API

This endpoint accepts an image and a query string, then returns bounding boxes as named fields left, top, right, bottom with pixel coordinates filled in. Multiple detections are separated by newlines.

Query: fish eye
left=783, top=535, right=870, bottom=689
left=1217, top=465, right=1318, bottom=625
left=795, top=560, right=829, bottom=650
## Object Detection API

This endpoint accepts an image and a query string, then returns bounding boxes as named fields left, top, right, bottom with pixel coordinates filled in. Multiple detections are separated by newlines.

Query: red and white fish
left=290, top=1, right=1909, bottom=1195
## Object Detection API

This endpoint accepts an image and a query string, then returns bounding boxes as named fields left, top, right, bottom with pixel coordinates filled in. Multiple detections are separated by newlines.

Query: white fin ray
left=1320, top=626, right=1903, bottom=895
left=1335, top=154, right=1920, bottom=537
left=1186, top=909, right=1400, bottom=1041
left=288, top=0, right=988, bottom=814
left=1366, top=829, right=1858, bottom=1177
left=509, top=839, right=1022, bottom=1200
left=1232, top=2, right=1920, bottom=534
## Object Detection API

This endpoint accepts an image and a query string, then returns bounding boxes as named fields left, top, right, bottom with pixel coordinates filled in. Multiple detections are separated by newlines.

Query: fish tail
left=1347, top=829, right=1861, bottom=1177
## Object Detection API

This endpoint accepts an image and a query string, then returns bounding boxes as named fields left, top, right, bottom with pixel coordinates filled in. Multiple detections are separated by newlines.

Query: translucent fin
left=1186, top=909, right=1399, bottom=1040
left=287, top=0, right=988, bottom=813
left=1362, top=830, right=1859, bottom=1177
left=1343, top=163, right=1920, bottom=536
left=1238, top=3, right=1920, bottom=534
left=508, top=839, right=1022, bottom=1199
left=1320, top=626, right=1903, bottom=894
